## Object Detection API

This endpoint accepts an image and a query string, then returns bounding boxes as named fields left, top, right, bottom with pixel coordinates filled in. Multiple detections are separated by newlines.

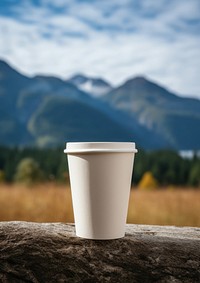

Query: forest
left=0, top=146, right=199, bottom=187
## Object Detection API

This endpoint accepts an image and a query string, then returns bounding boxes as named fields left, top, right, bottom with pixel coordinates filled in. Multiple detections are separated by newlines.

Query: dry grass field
left=0, top=183, right=200, bottom=227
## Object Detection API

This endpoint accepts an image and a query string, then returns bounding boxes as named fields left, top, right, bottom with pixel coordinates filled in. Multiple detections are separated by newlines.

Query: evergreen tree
left=189, top=163, right=200, bottom=187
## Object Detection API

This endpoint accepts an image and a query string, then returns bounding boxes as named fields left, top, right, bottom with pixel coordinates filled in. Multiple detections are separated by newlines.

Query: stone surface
left=0, top=222, right=200, bottom=283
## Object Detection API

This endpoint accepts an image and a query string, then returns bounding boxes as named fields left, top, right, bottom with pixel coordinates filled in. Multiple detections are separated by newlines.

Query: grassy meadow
left=0, top=183, right=199, bottom=227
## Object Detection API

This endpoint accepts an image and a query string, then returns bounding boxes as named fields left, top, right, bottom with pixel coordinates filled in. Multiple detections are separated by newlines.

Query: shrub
left=14, top=158, right=43, bottom=186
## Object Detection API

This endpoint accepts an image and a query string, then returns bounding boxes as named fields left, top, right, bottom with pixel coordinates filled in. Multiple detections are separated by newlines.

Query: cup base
left=76, top=233, right=125, bottom=240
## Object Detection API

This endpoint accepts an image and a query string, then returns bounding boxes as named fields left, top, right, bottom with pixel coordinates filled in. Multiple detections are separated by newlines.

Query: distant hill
left=0, top=59, right=200, bottom=149
left=103, top=76, right=200, bottom=150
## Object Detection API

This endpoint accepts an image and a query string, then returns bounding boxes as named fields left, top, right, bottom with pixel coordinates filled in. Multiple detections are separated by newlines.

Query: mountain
left=0, top=59, right=200, bottom=150
left=0, top=60, right=135, bottom=147
left=0, top=60, right=33, bottom=145
left=102, top=76, right=200, bottom=150
left=28, top=96, right=135, bottom=147
left=68, top=74, right=112, bottom=97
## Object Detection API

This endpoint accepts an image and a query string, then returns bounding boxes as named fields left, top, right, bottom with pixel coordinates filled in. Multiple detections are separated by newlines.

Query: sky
left=0, top=0, right=200, bottom=98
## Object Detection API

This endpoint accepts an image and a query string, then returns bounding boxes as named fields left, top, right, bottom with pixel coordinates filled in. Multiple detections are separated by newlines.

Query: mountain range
left=0, top=59, right=200, bottom=150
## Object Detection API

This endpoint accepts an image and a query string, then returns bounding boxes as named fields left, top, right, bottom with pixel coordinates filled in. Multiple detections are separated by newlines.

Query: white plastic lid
left=64, top=142, right=138, bottom=154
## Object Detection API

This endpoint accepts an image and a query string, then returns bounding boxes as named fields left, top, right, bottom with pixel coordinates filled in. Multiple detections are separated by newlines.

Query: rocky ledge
left=0, top=222, right=200, bottom=282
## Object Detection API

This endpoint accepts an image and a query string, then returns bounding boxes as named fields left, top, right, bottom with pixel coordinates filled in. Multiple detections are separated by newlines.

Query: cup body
left=64, top=142, right=137, bottom=240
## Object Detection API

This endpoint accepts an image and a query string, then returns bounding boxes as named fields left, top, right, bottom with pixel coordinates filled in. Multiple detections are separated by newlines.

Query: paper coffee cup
left=64, top=142, right=137, bottom=240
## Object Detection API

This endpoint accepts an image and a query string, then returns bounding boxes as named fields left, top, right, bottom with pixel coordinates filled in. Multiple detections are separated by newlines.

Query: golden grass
left=0, top=183, right=74, bottom=223
left=0, top=183, right=200, bottom=227
left=127, top=189, right=200, bottom=227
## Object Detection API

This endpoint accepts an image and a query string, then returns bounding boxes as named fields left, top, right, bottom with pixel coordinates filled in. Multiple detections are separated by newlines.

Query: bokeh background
left=0, top=0, right=200, bottom=226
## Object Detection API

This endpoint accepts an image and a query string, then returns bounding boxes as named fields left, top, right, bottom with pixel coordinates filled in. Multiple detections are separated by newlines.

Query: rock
left=0, top=222, right=200, bottom=283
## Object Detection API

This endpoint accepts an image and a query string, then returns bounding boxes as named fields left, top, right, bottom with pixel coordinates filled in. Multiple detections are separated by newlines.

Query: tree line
left=133, top=149, right=200, bottom=187
left=0, top=146, right=67, bottom=184
left=0, top=146, right=199, bottom=187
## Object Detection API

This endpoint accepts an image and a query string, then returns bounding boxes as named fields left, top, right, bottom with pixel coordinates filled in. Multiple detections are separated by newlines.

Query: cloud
left=0, top=0, right=199, bottom=97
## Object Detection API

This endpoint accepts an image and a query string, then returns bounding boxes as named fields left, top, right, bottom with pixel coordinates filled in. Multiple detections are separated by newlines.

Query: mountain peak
left=0, top=58, right=30, bottom=84
left=69, top=74, right=88, bottom=85
left=122, top=75, right=175, bottom=98
left=68, top=74, right=112, bottom=97
left=125, top=76, right=154, bottom=87
left=0, top=59, right=17, bottom=74
left=132, top=76, right=147, bottom=82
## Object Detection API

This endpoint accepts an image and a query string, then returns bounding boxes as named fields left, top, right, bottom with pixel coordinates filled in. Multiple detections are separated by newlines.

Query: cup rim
left=64, top=142, right=138, bottom=154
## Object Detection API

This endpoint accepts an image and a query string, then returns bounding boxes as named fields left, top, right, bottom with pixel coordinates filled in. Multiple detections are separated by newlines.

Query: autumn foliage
left=138, top=171, right=159, bottom=190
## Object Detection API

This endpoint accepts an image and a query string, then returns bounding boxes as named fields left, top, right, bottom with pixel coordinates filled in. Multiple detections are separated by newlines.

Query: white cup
left=64, top=142, right=137, bottom=240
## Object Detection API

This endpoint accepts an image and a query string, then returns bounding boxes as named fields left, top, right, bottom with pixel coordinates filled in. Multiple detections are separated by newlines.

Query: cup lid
left=64, top=142, right=138, bottom=154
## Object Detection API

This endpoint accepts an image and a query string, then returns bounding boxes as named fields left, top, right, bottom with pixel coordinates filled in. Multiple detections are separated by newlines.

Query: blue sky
left=0, top=0, right=200, bottom=97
